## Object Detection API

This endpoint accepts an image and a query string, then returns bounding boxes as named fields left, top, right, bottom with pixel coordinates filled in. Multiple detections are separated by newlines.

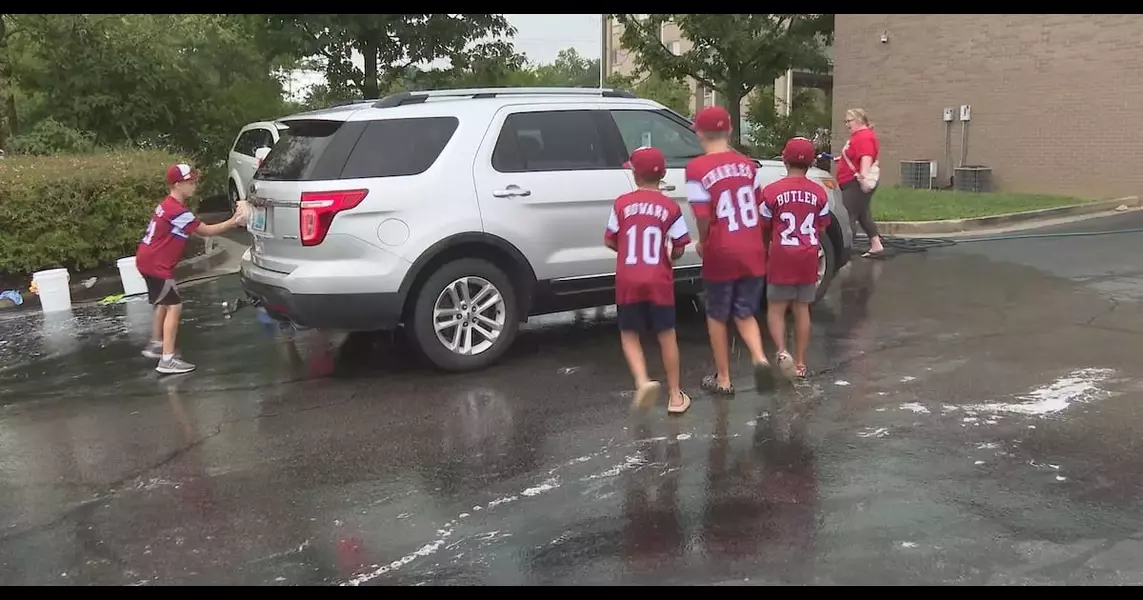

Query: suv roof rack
left=327, top=98, right=378, bottom=109
left=372, top=87, right=637, bottom=108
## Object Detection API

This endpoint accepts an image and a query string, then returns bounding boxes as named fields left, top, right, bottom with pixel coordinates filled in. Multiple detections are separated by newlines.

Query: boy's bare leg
left=621, top=331, right=660, bottom=408
left=162, top=304, right=183, bottom=356
left=792, top=301, right=812, bottom=369
left=766, top=300, right=790, bottom=354
left=733, top=316, right=768, bottom=364
left=657, top=328, right=684, bottom=408
left=151, top=305, right=168, bottom=344
left=706, top=317, right=732, bottom=388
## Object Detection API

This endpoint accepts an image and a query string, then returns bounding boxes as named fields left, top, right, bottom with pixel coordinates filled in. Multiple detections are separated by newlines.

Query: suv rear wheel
left=409, top=258, right=520, bottom=372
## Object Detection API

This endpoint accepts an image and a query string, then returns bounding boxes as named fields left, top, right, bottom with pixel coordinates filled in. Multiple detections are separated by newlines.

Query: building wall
left=833, top=14, right=1143, bottom=198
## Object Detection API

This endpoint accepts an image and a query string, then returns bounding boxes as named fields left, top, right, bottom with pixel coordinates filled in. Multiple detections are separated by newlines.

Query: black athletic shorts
left=617, top=302, right=676, bottom=333
left=143, top=274, right=182, bottom=306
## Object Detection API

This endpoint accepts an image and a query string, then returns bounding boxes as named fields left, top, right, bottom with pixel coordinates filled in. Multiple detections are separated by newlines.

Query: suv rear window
left=340, top=116, right=458, bottom=179
left=256, top=120, right=343, bottom=181
left=256, top=116, right=459, bottom=181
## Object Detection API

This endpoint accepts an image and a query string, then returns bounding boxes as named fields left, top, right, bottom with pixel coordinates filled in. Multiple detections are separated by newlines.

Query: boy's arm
left=684, top=173, right=710, bottom=255
left=667, top=212, right=690, bottom=262
left=196, top=213, right=241, bottom=237
left=604, top=207, right=620, bottom=252
left=759, top=188, right=774, bottom=250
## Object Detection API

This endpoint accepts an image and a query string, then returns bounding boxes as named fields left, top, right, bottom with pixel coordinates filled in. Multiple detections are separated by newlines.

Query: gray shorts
left=767, top=283, right=816, bottom=303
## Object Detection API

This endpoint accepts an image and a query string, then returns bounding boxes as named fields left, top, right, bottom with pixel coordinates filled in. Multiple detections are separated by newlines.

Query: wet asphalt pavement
left=4, top=214, right=1143, bottom=586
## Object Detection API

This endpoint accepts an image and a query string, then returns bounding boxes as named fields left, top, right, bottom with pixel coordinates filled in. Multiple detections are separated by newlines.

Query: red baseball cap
left=624, top=146, right=666, bottom=179
left=165, top=163, right=200, bottom=186
left=693, top=106, right=732, bottom=133
left=782, top=137, right=816, bottom=165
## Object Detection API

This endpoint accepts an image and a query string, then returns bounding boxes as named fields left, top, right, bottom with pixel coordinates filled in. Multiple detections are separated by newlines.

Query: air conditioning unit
left=953, top=165, right=993, bottom=193
left=899, top=160, right=936, bottom=189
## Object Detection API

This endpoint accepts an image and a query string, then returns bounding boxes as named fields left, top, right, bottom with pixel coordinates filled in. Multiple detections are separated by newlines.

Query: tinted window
left=256, top=120, right=344, bottom=181
left=233, top=130, right=262, bottom=156
left=492, top=110, right=609, bottom=173
left=610, top=109, right=704, bottom=168
left=340, top=117, right=459, bottom=179
left=251, top=128, right=275, bottom=152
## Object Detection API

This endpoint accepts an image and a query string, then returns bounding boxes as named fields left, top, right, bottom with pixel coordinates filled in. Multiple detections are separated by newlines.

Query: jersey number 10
left=624, top=225, right=664, bottom=266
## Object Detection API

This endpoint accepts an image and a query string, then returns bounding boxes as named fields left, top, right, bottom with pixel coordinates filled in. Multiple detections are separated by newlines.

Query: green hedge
left=0, top=150, right=189, bottom=276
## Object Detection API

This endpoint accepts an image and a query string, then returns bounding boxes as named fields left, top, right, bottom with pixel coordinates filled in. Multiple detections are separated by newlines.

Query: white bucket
left=32, top=268, right=72, bottom=313
left=117, top=256, right=148, bottom=297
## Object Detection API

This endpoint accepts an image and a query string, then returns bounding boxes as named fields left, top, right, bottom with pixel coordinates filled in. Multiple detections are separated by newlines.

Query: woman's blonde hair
left=846, top=108, right=872, bottom=128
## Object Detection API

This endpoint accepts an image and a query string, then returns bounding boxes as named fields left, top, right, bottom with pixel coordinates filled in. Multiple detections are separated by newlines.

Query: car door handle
left=492, top=186, right=531, bottom=198
left=659, top=184, right=677, bottom=192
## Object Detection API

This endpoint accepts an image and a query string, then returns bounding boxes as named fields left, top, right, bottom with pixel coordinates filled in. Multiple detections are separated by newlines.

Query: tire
left=228, top=181, right=240, bottom=214
left=813, top=230, right=838, bottom=304
left=409, top=258, right=520, bottom=372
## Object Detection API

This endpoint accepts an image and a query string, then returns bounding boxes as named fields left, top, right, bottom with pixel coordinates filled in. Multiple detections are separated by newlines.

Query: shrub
left=7, top=118, right=100, bottom=156
left=0, top=150, right=191, bottom=277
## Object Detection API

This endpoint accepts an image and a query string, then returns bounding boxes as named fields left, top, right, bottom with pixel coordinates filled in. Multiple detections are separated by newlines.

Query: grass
left=871, top=187, right=1097, bottom=222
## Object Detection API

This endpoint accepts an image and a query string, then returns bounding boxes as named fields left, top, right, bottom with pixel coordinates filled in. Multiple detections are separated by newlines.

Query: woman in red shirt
left=836, top=108, right=886, bottom=258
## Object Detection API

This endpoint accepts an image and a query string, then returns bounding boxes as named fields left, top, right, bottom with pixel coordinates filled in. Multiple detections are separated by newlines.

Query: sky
left=283, top=14, right=605, bottom=101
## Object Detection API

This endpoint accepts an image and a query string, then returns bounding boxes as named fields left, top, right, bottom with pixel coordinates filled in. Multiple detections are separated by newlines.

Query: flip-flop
left=862, top=250, right=890, bottom=260
left=795, top=364, right=808, bottom=378
left=668, top=391, right=692, bottom=415
left=701, top=374, right=734, bottom=395
left=754, top=361, right=777, bottom=391
left=632, top=380, right=662, bottom=409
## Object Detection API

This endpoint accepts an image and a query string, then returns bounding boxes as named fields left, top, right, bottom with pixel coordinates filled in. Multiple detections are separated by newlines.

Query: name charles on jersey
left=699, top=162, right=755, bottom=189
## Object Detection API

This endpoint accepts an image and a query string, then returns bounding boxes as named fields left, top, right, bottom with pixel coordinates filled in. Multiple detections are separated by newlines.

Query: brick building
left=833, top=14, right=1143, bottom=198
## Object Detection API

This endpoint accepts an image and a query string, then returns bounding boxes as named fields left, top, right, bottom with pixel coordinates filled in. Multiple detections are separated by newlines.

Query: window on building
left=670, top=41, right=681, bottom=55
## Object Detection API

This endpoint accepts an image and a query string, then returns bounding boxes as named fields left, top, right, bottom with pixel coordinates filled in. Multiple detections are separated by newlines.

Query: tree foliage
left=612, top=13, right=833, bottom=148
left=262, top=14, right=518, bottom=100
left=5, top=14, right=290, bottom=165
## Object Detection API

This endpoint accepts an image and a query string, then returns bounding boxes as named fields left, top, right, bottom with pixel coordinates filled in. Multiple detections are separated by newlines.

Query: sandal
left=795, top=364, right=808, bottom=379
left=668, top=391, right=692, bottom=415
left=632, top=380, right=662, bottom=410
left=754, top=360, right=777, bottom=391
left=862, top=249, right=890, bottom=260
left=701, top=374, right=735, bottom=395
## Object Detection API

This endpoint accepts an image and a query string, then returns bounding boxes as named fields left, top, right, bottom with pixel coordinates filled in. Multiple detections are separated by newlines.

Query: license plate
left=250, top=206, right=267, bottom=232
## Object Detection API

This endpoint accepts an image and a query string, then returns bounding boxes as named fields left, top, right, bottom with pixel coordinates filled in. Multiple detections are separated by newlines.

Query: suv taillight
left=299, top=189, right=368, bottom=246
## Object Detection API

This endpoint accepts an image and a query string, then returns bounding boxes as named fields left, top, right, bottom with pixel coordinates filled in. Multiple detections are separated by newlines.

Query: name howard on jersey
left=622, top=201, right=674, bottom=222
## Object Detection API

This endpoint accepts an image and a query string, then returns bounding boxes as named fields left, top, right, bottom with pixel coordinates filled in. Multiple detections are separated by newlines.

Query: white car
left=226, top=121, right=287, bottom=212
left=241, top=88, right=853, bottom=372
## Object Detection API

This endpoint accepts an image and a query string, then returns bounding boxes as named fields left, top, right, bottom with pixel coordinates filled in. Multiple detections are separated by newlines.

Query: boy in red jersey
left=137, top=163, right=245, bottom=375
left=684, top=106, right=775, bottom=395
left=605, top=147, right=693, bottom=414
left=760, top=138, right=831, bottom=379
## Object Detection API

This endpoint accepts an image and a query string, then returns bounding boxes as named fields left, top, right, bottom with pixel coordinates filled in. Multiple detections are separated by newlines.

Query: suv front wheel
left=409, top=259, right=520, bottom=372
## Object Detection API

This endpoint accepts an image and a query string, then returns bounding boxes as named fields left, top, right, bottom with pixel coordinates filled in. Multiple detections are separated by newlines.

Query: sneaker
left=141, top=341, right=163, bottom=359
left=776, top=351, right=798, bottom=380
left=156, top=356, right=196, bottom=375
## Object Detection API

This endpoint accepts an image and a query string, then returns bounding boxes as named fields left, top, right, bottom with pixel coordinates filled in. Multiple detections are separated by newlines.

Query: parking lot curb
left=879, top=196, right=1140, bottom=235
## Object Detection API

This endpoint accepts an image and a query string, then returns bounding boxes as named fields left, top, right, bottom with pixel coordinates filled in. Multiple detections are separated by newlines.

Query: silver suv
left=240, top=88, right=852, bottom=372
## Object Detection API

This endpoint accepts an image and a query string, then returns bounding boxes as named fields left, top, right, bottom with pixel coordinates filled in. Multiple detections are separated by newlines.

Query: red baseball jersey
left=760, top=176, right=832, bottom=286
left=605, top=189, right=691, bottom=306
left=836, top=127, right=879, bottom=186
left=136, top=195, right=201, bottom=279
left=684, top=151, right=767, bottom=282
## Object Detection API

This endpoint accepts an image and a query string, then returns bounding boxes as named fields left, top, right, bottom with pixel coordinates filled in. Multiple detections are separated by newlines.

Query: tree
left=607, top=72, right=692, bottom=116
left=8, top=14, right=290, bottom=165
left=0, top=14, right=18, bottom=150
left=263, top=14, right=520, bottom=100
left=745, top=86, right=831, bottom=158
left=612, top=14, right=833, bottom=148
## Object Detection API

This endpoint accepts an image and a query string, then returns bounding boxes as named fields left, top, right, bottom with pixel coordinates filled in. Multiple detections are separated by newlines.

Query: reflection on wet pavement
left=4, top=214, right=1143, bottom=584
